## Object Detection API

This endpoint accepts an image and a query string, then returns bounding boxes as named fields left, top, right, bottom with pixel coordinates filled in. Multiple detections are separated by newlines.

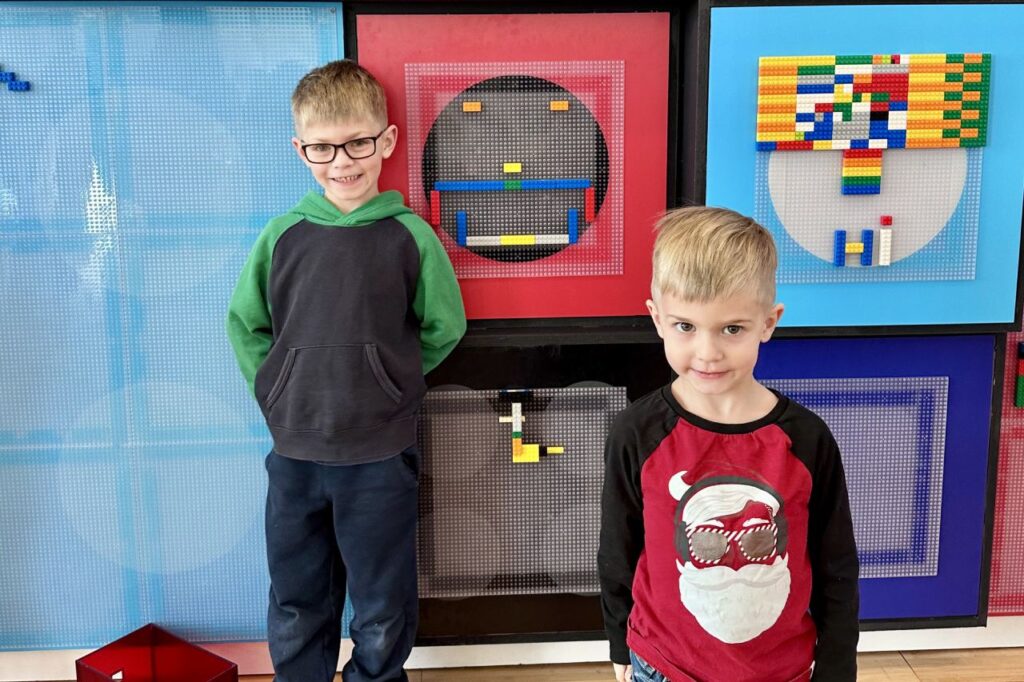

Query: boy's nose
left=695, top=334, right=723, bottom=361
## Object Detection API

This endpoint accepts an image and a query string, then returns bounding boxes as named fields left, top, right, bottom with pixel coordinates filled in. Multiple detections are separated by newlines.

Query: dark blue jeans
left=265, top=447, right=420, bottom=682
left=630, top=651, right=668, bottom=682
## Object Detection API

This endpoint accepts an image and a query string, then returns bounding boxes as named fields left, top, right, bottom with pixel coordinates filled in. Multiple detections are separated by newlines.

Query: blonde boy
left=599, top=207, right=859, bottom=682
left=227, top=60, right=466, bottom=682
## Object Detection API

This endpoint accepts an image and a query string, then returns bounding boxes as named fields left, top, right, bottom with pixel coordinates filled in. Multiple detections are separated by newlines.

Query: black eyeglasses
left=300, top=129, right=387, bottom=163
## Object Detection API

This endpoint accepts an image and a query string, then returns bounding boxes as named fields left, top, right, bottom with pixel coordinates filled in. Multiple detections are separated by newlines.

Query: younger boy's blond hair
left=291, top=60, right=387, bottom=134
left=651, top=206, right=778, bottom=307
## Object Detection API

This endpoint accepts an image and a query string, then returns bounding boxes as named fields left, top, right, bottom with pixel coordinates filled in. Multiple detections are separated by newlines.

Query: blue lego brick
left=455, top=211, right=467, bottom=246
left=796, top=113, right=815, bottom=123
left=889, top=100, right=908, bottom=111
left=8, top=81, right=30, bottom=92
left=835, top=74, right=854, bottom=84
left=842, top=184, right=881, bottom=196
left=756, top=141, right=777, bottom=151
left=869, top=121, right=892, bottom=136
left=834, top=230, right=847, bottom=266
left=520, top=179, right=591, bottom=190
left=851, top=139, right=870, bottom=149
left=0, top=72, right=15, bottom=82
left=887, top=131, right=907, bottom=148
left=797, top=83, right=834, bottom=94
left=567, top=208, right=579, bottom=244
left=861, top=229, right=874, bottom=266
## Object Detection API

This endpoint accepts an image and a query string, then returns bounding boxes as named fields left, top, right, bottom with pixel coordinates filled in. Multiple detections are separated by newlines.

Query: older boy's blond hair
left=291, top=60, right=387, bottom=133
left=651, top=206, right=777, bottom=307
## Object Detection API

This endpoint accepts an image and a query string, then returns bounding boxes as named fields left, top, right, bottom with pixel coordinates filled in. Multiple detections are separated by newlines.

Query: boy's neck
left=325, top=187, right=380, bottom=215
left=670, top=377, right=778, bottom=425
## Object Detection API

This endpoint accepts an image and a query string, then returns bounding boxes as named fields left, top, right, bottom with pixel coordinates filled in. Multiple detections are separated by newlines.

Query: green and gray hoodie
left=227, top=190, right=466, bottom=464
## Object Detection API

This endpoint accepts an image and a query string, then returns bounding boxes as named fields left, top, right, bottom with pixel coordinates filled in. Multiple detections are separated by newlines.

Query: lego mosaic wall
left=706, top=3, right=1024, bottom=328
left=356, top=11, right=670, bottom=320
left=990, top=324, right=1024, bottom=615
left=0, top=3, right=343, bottom=650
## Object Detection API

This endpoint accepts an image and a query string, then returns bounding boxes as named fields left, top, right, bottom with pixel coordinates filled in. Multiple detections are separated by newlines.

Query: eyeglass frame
left=299, top=128, right=389, bottom=164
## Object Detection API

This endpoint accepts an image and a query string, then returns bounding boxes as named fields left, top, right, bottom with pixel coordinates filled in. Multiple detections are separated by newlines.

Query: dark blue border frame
left=757, top=335, right=994, bottom=620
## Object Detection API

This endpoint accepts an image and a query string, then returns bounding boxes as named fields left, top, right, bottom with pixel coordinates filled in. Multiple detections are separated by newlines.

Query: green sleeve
left=396, top=214, right=467, bottom=374
left=226, top=216, right=300, bottom=394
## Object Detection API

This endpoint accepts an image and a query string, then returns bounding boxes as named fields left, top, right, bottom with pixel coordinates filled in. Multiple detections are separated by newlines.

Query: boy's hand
left=613, top=662, right=632, bottom=682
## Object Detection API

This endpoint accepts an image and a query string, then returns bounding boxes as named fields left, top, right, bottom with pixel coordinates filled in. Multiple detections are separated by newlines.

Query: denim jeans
left=265, top=447, right=420, bottom=682
left=630, top=651, right=669, bottom=682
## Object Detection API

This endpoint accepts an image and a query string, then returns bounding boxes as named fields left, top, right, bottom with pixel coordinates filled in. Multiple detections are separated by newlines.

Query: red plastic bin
left=76, top=624, right=238, bottom=682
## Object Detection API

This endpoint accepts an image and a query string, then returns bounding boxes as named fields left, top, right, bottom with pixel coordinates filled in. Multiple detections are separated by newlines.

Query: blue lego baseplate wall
left=0, top=3, right=343, bottom=650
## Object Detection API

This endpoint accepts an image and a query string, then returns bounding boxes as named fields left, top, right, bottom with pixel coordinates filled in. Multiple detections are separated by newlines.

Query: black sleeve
left=807, top=429, right=860, bottom=681
left=598, top=415, right=646, bottom=665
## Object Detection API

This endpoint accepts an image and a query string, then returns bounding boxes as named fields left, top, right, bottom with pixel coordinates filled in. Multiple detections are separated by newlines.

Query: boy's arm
left=226, top=232, right=275, bottom=395
left=398, top=214, right=467, bottom=374
left=808, top=432, right=860, bottom=681
left=598, top=420, right=645, bottom=666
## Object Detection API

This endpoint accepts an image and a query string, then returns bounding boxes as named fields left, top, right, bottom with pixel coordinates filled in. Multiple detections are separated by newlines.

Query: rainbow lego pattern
left=756, top=53, right=991, bottom=194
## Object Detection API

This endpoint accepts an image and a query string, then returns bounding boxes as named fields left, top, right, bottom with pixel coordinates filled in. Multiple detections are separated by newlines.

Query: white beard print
left=677, top=554, right=791, bottom=644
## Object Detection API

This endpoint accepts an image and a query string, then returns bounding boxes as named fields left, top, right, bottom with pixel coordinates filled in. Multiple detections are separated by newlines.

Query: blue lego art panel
left=706, top=3, right=1024, bottom=328
left=0, top=4, right=347, bottom=651
left=756, top=335, right=995, bottom=620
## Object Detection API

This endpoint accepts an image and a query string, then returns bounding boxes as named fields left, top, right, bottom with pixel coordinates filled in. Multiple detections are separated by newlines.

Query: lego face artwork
left=422, top=75, right=609, bottom=264
left=755, top=53, right=990, bottom=280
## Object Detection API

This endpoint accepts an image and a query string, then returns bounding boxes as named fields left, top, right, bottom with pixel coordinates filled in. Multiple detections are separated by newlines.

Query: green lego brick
left=836, top=55, right=874, bottom=65
left=871, top=92, right=890, bottom=102
left=842, top=176, right=882, bottom=186
left=944, top=91, right=963, bottom=101
left=504, top=180, right=522, bottom=190
left=946, top=72, right=963, bottom=83
left=942, top=128, right=961, bottom=138
left=1016, top=376, right=1024, bottom=408
left=798, top=65, right=835, bottom=75
left=947, top=53, right=965, bottom=63
left=943, top=110, right=962, bottom=120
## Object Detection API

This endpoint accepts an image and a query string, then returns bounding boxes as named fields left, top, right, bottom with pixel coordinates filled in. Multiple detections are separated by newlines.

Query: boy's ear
left=760, top=303, right=784, bottom=342
left=380, top=124, right=398, bottom=159
left=646, top=299, right=665, bottom=339
left=291, top=137, right=311, bottom=165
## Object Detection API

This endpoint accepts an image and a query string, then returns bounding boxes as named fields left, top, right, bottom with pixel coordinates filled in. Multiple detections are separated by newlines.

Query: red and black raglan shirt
left=598, top=386, right=859, bottom=682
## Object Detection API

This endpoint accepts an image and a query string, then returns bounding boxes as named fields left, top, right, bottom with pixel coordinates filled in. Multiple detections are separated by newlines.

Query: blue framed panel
left=0, top=3, right=343, bottom=650
left=756, top=335, right=995, bottom=620
left=705, top=3, right=1024, bottom=330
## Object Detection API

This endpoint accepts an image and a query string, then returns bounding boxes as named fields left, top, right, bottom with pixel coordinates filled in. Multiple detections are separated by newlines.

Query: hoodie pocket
left=266, top=344, right=403, bottom=433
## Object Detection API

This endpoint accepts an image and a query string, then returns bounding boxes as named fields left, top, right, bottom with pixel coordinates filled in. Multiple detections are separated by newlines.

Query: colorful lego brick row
left=465, top=234, right=571, bottom=247
left=1016, top=342, right=1024, bottom=408
left=841, top=149, right=882, bottom=195
left=756, top=53, right=991, bottom=155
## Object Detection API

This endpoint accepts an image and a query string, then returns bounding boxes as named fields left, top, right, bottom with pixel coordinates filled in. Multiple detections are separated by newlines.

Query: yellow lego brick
left=503, top=162, right=522, bottom=173
left=514, top=443, right=541, bottom=464
left=908, top=54, right=948, bottom=65
left=761, top=55, right=836, bottom=66
left=907, top=109, right=946, bottom=121
left=907, top=91, right=945, bottom=103
left=845, top=242, right=865, bottom=254
left=546, top=446, right=565, bottom=454
left=756, top=114, right=799, bottom=123
left=842, top=166, right=883, bottom=177
left=549, top=100, right=570, bottom=111
left=909, top=72, right=946, bottom=85
left=501, top=235, right=536, bottom=246
left=813, top=140, right=833, bottom=150
left=757, top=76, right=799, bottom=85
left=462, top=101, right=482, bottom=112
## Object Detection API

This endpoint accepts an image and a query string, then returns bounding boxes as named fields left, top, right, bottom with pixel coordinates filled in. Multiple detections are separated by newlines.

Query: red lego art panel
left=356, top=12, right=670, bottom=320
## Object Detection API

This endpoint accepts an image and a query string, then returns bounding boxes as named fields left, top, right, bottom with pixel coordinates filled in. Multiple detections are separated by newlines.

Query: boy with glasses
left=599, top=207, right=859, bottom=681
left=227, top=60, right=465, bottom=682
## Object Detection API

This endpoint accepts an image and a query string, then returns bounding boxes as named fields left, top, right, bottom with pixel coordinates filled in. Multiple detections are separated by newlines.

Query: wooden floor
left=242, top=648, right=1024, bottom=681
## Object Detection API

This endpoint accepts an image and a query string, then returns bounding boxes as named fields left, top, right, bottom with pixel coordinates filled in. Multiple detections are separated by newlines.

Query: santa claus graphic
left=669, top=471, right=792, bottom=644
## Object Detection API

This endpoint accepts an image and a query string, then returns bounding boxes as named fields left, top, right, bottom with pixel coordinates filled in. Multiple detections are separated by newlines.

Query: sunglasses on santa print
left=687, top=523, right=779, bottom=564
